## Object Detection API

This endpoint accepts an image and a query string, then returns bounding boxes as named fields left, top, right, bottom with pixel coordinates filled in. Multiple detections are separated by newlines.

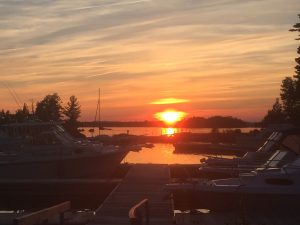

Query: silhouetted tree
left=63, top=95, right=84, bottom=138
left=35, top=93, right=62, bottom=122
left=14, top=103, right=31, bottom=122
left=280, top=77, right=296, bottom=120
left=278, top=15, right=300, bottom=125
left=290, top=14, right=300, bottom=75
left=180, top=116, right=247, bottom=128
left=63, top=95, right=81, bottom=126
left=289, top=14, right=300, bottom=125
left=0, top=110, right=11, bottom=124
left=15, top=110, right=25, bottom=122
left=22, top=103, right=30, bottom=116
left=263, top=15, right=300, bottom=126
left=262, top=98, right=286, bottom=125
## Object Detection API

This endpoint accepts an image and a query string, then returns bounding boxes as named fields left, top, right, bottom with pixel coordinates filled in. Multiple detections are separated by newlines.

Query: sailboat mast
left=98, top=88, right=101, bottom=136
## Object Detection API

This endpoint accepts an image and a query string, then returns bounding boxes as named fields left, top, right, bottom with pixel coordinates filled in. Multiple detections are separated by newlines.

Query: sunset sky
left=0, top=0, right=299, bottom=122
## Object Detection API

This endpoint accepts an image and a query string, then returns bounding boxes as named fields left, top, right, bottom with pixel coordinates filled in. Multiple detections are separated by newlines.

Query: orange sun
left=155, top=110, right=186, bottom=125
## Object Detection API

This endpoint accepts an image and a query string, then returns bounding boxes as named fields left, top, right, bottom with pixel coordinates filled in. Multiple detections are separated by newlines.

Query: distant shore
left=79, top=116, right=260, bottom=128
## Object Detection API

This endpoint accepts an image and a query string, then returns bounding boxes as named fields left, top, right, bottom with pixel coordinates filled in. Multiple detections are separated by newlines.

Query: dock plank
left=89, top=164, right=173, bottom=225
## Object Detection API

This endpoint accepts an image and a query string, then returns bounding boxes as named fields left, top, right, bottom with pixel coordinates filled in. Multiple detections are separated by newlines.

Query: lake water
left=80, top=126, right=259, bottom=137
left=122, top=143, right=235, bottom=165
left=80, top=127, right=241, bottom=164
left=122, top=143, right=202, bottom=164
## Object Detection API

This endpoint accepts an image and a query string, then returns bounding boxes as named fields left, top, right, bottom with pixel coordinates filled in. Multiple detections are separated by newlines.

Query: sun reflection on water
left=122, top=143, right=205, bottom=164
left=161, top=127, right=178, bottom=136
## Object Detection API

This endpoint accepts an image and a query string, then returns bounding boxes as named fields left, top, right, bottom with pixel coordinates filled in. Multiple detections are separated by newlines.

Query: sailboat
left=94, top=89, right=110, bottom=136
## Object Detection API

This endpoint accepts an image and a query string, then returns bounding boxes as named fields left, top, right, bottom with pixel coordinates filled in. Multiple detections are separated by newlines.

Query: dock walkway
left=89, top=164, right=173, bottom=225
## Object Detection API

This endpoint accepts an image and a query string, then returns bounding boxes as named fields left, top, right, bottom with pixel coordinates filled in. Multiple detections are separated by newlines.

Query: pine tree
left=0, top=110, right=11, bottom=124
left=289, top=14, right=300, bottom=125
left=267, top=14, right=300, bottom=126
left=64, top=95, right=81, bottom=126
left=280, top=77, right=296, bottom=121
left=15, top=103, right=30, bottom=122
left=262, top=98, right=285, bottom=125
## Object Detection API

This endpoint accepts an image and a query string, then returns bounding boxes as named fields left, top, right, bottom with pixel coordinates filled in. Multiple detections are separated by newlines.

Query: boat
left=197, top=128, right=300, bottom=178
left=143, top=143, right=154, bottom=148
left=166, top=158, right=300, bottom=212
left=165, top=133, right=300, bottom=211
left=0, top=121, right=129, bottom=179
left=173, top=142, right=252, bottom=156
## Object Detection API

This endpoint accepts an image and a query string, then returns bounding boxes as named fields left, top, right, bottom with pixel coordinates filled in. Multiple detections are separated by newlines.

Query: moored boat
left=166, top=156, right=300, bottom=212
left=173, top=142, right=249, bottom=156
left=0, top=122, right=129, bottom=179
left=197, top=128, right=300, bottom=178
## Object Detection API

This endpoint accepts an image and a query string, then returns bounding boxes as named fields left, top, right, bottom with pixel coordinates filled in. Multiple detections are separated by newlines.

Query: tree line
left=263, top=14, right=300, bottom=126
left=0, top=93, right=81, bottom=127
left=79, top=116, right=251, bottom=128
left=179, top=116, right=249, bottom=128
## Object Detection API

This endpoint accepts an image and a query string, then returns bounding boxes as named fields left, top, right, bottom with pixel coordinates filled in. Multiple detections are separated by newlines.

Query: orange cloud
left=150, top=98, right=190, bottom=105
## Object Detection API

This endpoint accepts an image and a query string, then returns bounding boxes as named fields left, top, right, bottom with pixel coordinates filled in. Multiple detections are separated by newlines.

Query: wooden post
left=145, top=200, right=149, bottom=225
left=59, top=212, right=64, bottom=225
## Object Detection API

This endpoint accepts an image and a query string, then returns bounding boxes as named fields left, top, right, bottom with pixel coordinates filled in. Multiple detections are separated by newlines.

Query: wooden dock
left=89, top=164, right=173, bottom=225
left=0, top=179, right=120, bottom=210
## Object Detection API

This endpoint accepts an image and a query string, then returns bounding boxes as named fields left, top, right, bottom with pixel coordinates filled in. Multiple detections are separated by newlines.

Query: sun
left=155, top=110, right=186, bottom=125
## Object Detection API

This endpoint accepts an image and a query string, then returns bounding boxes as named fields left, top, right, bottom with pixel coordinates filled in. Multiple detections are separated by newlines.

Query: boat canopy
left=282, top=134, right=300, bottom=154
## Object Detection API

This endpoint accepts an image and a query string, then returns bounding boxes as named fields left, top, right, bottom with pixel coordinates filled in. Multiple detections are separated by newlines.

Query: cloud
left=0, top=0, right=299, bottom=120
left=150, top=98, right=190, bottom=105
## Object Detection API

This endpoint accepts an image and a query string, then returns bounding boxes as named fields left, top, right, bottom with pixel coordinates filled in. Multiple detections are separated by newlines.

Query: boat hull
left=172, top=189, right=300, bottom=212
left=0, top=150, right=128, bottom=179
left=198, top=167, right=240, bottom=179
left=173, top=142, right=247, bottom=156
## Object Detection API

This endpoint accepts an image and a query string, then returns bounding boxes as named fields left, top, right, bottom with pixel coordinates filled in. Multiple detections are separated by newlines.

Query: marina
left=1, top=1, right=300, bottom=224
left=0, top=121, right=300, bottom=225
left=1, top=77, right=300, bottom=224
left=90, top=164, right=173, bottom=225
left=2, top=162, right=300, bottom=225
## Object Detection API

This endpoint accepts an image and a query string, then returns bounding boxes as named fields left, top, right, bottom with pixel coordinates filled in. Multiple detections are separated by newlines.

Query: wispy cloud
left=0, top=0, right=299, bottom=121
left=150, top=98, right=190, bottom=105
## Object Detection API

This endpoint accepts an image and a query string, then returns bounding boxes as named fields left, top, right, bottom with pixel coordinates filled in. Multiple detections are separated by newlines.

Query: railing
left=14, top=201, right=71, bottom=225
left=129, top=199, right=149, bottom=225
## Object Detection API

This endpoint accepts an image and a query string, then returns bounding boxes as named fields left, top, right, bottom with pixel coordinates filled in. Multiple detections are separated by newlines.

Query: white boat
left=198, top=128, right=300, bottom=178
left=166, top=155, right=300, bottom=211
left=0, top=121, right=129, bottom=179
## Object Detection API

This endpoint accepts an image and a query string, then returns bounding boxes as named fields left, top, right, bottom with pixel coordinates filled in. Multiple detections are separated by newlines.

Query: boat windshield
left=257, top=132, right=283, bottom=153
left=266, top=151, right=290, bottom=168
left=255, top=149, right=296, bottom=171
left=282, top=157, right=300, bottom=174
left=0, top=123, right=78, bottom=146
left=53, top=125, right=76, bottom=145
left=285, top=157, right=300, bottom=167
